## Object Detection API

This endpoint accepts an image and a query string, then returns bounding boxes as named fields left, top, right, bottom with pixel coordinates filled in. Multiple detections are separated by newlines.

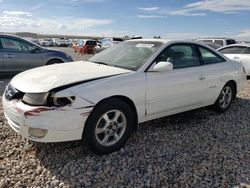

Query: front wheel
left=213, top=83, right=235, bottom=112
left=83, top=98, right=134, bottom=155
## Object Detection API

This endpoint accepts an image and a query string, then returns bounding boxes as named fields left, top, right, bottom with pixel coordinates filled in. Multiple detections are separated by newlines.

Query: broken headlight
left=51, top=96, right=75, bottom=107
left=22, top=93, right=49, bottom=106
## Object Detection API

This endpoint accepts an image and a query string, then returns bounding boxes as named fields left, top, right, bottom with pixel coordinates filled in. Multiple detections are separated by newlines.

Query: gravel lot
left=0, top=48, right=249, bottom=187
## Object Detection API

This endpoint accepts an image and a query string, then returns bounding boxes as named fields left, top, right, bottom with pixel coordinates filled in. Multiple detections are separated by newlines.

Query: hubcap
left=95, top=110, right=127, bottom=146
left=219, top=86, right=232, bottom=109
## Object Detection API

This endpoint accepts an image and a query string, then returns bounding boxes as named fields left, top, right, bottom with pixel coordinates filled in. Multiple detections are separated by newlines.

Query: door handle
left=233, top=56, right=240, bottom=59
left=4, top=54, right=14, bottom=58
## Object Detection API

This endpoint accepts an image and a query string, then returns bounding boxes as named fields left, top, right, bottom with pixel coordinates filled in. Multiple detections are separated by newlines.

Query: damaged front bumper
left=2, top=95, right=94, bottom=142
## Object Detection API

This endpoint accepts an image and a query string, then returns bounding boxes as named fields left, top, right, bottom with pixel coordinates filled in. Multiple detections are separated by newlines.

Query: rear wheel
left=83, top=98, right=134, bottom=155
left=213, top=82, right=235, bottom=112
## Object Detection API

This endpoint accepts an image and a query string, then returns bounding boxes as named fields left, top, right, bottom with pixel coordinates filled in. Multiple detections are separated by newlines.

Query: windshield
left=89, top=41, right=163, bottom=71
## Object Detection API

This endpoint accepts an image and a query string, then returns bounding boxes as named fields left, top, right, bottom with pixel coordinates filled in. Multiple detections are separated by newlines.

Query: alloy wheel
left=95, top=110, right=127, bottom=146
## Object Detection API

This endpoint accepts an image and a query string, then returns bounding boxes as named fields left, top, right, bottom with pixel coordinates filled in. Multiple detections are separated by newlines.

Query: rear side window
left=156, top=44, right=200, bottom=69
left=214, top=40, right=223, bottom=46
left=86, top=41, right=97, bottom=45
left=226, top=39, right=236, bottom=45
left=219, top=46, right=246, bottom=54
left=245, top=47, right=250, bottom=54
left=199, top=46, right=225, bottom=64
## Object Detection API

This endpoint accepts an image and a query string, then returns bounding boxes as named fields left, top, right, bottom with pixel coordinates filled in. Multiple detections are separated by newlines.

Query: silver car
left=0, top=34, right=73, bottom=75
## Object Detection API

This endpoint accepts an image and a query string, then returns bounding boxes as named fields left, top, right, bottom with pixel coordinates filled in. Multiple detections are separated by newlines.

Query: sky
left=0, top=0, right=250, bottom=40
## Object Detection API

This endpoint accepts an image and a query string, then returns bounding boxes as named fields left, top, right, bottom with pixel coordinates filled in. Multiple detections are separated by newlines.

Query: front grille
left=5, top=84, right=24, bottom=101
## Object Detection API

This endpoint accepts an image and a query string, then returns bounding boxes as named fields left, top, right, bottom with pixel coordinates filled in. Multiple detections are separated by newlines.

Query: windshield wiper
left=91, top=61, right=109, bottom=66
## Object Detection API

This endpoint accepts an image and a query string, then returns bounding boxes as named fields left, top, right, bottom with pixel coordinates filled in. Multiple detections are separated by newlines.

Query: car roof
left=195, top=38, right=235, bottom=40
left=218, top=43, right=250, bottom=50
left=127, top=38, right=207, bottom=46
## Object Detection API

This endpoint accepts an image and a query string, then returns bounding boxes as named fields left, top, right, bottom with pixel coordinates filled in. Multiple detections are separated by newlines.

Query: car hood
left=11, top=61, right=132, bottom=93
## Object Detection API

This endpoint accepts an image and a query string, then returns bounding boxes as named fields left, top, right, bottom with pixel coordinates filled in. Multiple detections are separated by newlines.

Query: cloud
left=170, top=0, right=250, bottom=16
left=31, top=3, right=44, bottom=10
left=138, top=7, right=159, bottom=11
left=169, top=9, right=206, bottom=16
left=0, top=11, right=112, bottom=35
left=185, top=0, right=250, bottom=13
left=3, top=11, right=32, bottom=17
left=235, top=29, right=250, bottom=40
left=70, top=0, right=106, bottom=2
left=136, top=15, right=164, bottom=19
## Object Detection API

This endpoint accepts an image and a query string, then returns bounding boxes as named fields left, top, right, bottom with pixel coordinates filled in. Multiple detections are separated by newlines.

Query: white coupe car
left=218, top=44, right=250, bottom=76
left=2, top=39, right=246, bottom=154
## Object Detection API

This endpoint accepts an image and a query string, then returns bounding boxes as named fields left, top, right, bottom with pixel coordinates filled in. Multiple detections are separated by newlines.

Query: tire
left=47, top=59, right=63, bottom=65
left=83, top=98, right=134, bottom=155
left=213, top=82, right=235, bottom=113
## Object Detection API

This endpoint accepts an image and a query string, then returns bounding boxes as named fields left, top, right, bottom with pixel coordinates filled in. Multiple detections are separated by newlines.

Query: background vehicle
left=0, top=34, right=73, bottom=74
left=30, top=39, right=40, bottom=45
left=199, top=42, right=222, bottom=49
left=39, top=39, right=51, bottom=47
left=52, top=38, right=59, bottom=46
left=75, top=39, right=97, bottom=54
left=195, top=38, right=236, bottom=46
left=95, top=38, right=123, bottom=53
left=56, top=40, right=68, bottom=47
left=2, top=39, right=246, bottom=154
left=218, top=44, right=250, bottom=76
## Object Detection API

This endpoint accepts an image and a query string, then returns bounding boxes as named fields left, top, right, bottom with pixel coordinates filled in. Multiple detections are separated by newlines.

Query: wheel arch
left=88, top=95, right=139, bottom=132
left=46, top=58, right=64, bottom=65
left=226, top=80, right=237, bottom=99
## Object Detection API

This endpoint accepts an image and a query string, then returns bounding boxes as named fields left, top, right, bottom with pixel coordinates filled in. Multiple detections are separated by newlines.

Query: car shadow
left=31, top=97, right=250, bottom=187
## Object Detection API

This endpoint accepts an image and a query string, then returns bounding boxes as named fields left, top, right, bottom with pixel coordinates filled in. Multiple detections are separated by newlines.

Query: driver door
left=0, top=37, right=43, bottom=73
left=145, top=43, right=207, bottom=118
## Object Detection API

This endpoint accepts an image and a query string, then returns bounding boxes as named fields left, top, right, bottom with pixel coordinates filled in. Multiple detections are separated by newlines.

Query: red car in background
left=75, top=40, right=97, bottom=54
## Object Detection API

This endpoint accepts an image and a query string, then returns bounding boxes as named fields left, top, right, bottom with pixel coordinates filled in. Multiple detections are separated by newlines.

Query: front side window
left=219, top=46, right=246, bottom=54
left=199, top=46, right=225, bottom=64
left=0, top=37, right=33, bottom=52
left=155, top=44, right=200, bottom=69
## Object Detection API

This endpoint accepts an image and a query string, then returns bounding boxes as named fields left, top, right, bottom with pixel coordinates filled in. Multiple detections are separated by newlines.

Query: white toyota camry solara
left=2, top=39, right=246, bottom=154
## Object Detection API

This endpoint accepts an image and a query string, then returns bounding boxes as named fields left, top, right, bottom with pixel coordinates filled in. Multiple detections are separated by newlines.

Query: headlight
left=22, top=93, right=49, bottom=106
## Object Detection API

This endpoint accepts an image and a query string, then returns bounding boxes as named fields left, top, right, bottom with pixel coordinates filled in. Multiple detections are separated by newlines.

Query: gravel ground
left=0, top=78, right=250, bottom=187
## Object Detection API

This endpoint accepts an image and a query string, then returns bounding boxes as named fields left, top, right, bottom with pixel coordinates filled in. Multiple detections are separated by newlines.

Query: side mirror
left=152, top=61, right=173, bottom=72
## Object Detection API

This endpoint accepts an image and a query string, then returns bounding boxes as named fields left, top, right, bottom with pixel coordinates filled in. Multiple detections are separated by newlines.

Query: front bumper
left=2, top=95, right=94, bottom=142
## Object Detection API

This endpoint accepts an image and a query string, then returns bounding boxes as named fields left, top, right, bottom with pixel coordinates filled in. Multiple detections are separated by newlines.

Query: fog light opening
left=28, top=127, right=48, bottom=138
